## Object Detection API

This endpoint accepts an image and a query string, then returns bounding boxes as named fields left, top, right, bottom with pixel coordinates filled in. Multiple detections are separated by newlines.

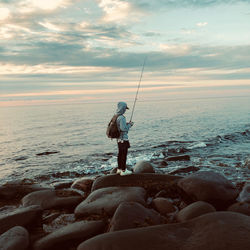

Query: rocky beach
left=0, top=158, right=249, bottom=250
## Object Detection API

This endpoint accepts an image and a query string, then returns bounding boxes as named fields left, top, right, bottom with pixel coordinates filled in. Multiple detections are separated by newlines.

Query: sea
left=0, top=96, right=249, bottom=186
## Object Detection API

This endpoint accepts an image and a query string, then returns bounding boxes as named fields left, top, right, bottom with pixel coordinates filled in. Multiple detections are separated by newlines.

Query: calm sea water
left=0, top=96, right=249, bottom=185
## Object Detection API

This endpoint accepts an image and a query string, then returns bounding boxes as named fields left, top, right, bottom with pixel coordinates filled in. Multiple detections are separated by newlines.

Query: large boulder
left=176, top=201, right=216, bottom=222
left=0, top=205, right=42, bottom=234
left=133, top=161, right=155, bottom=174
left=109, top=202, right=165, bottom=232
left=91, top=174, right=182, bottom=193
left=0, top=180, right=51, bottom=200
left=33, top=220, right=106, bottom=250
left=0, top=226, right=29, bottom=250
left=227, top=202, right=250, bottom=216
left=77, top=212, right=250, bottom=250
left=22, top=189, right=82, bottom=210
left=177, top=171, right=238, bottom=208
left=237, top=182, right=250, bottom=203
left=75, top=187, right=146, bottom=218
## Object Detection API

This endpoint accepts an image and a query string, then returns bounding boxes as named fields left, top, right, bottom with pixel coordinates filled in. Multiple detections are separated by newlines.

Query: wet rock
left=133, top=161, right=155, bottom=174
left=0, top=226, right=29, bottom=250
left=77, top=212, right=250, bottom=250
left=152, top=198, right=176, bottom=215
left=177, top=171, right=239, bottom=209
left=22, top=190, right=82, bottom=210
left=109, top=201, right=165, bottom=232
left=154, top=190, right=167, bottom=198
left=75, top=187, right=146, bottom=218
left=110, top=168, right=118, bottom=174
left=0, top=205, right=42, bottom=235
left=14, top=156, right=28, bottom=161
left=0, top=180, right=51, bottom=200
left=157, top=160, right=168, bottom=168
left=34, top=220, right=106, bottom=250
left=228, top=202, right=250, bottom=216
left=166, top=155, right=190, bottom=161
left=42, top=212, right=61, bottom=224
left=168, top=166, right=199, bottom=175
left=43, top=214, right=75, bottom=233
left=176, top=201, right=216, bottom=222
left=0, top=205, right=18, bottom=214
left=71, top=178, right=94, bottom=193
left=243, top=157, right=250, bottom=169
left=36, top=151, right=59, bottom=156
left=237, top=182, right=250, bottom=203
left=53, top=181, right=74, bottom=190
left=91, top=174, right=182, bottom=193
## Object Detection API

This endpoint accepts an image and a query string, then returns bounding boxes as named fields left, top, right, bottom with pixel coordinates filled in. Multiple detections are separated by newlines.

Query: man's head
left=116, top=102, right=129, bottom=115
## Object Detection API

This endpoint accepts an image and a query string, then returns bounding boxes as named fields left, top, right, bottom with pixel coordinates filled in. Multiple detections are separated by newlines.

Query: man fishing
left=113, top=57, right=146, bottom=175
left=116, top=102, right=134, bottom=175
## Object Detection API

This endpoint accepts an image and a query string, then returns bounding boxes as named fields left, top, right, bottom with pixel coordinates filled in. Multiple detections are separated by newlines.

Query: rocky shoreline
left=0, top=160, right=250, bottom=250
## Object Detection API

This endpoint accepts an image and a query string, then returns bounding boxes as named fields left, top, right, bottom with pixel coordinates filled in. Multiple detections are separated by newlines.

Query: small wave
left=187, top=142, right=207, bottom=149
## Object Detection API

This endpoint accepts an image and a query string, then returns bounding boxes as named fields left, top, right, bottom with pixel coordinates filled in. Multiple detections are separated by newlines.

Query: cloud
left=196, top=22, right=208, bottom=27
left=0, top=7, right=10, bottom=20
left=129, top=0, right=250, bottom=10
left=97, top=0, right=145, bottom=23
left=159, top=44, right=191, bottom=56
left=98, top=0, right=131, bottom=22
left=18, top=0, right=72, bottom=13
left=1, top=0, right=250, bottom=106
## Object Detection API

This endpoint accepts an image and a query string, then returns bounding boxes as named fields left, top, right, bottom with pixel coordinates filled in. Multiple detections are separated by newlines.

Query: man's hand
left=129, top=121, right=134, bottom=126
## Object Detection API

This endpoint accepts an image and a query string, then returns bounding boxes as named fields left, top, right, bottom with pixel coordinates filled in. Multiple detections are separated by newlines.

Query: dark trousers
left=117, top=141, right=130, bottom=170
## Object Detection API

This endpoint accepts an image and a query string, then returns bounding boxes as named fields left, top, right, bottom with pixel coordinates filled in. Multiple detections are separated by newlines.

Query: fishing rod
left=129, top=57, right=147, bottom=122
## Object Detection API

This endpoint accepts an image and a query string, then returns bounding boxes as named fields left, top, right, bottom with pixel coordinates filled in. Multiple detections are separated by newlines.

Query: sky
left=0, top=0, right=250, bottom=106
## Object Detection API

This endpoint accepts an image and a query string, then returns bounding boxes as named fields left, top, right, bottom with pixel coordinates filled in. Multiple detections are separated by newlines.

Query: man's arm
left=118, top=116, right=133, bottom=131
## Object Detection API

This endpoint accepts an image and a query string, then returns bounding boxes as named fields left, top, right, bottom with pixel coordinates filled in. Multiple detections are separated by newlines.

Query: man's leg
left=118, top=142, right=128, bottom=171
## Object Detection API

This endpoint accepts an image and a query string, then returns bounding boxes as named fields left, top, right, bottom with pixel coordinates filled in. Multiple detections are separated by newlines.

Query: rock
left=177, top=171, right=238, bottom=208
left=168, top=166, right=200, bottom=175
left=53, top=181, right=74, bottom=190
left=237, top=182, right=250, bottom=203
left=109, top=202, right=165, bottom=232
left=0, top=205, right=42, bottom=235
left=133, top=161, right=155, bottom=174
left=91, top=174, right=182, bottom=193
left=157, top=161, right=168, bottom=168
left=0, top=180, right=51, bottom=200
left=154, top=190, right=167, bottom=198
left=14, top=156, right=28, bottom=161
left=227, top=202, right=250, bottom=216
left=71, top=178, right=94, bottom=193
left=166, top=155, right=190, bottom=161
left=36, top=151, right=59, bottom=156
left=0, top=226, right=29, bottom=250
left=0, top=206, right=17, bottom=214
left=43, top=214, right=75, bottom=233
left=176, top=201, right=216, bottom=222
left=77, top=212, right=250, bottom=250
left=33, top=220, right=106, bottom=250
left=243, top=157, right=250, bottom=169
left=75, top=187, right=146, bottom=218
left=110, top=168, right=118, bottom=174
left=42, top=212, right=61, bottom=224
left=22, top=189, right=82, bottom=210
left=152, top=198, right=176, bottom=215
